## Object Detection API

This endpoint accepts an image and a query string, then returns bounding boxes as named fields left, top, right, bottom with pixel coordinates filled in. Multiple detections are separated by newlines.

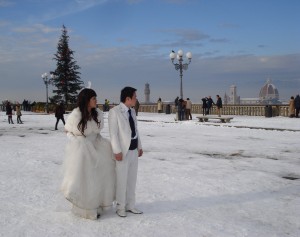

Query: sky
left=1, top=111, right=300, bottom=236
left=0, top=0, right=300, bottom=104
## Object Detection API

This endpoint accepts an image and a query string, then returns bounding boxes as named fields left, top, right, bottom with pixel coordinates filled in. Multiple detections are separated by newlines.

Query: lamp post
left=169, top=49, right=192, bottom=99
left=41, top=72, right=55, bottom=113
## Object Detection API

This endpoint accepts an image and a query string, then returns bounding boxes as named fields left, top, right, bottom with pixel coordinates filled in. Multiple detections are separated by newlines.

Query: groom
left=108, top=86, right=143, bottom=217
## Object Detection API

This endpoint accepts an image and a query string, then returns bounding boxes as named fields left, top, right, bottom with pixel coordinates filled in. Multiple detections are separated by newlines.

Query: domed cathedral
left=259, top=79, right=280, bottom=104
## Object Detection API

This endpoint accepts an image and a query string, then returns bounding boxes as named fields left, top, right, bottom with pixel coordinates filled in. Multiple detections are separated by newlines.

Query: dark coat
left=294, top=95, right=300, bottom=109
left=216, top=98, right=223, bottom=108
left=6, top=104, right=12, bottom=115
left=201, top=98, right=207, bottom=108
left=207, top=98, right=213, bottom=108
left=135, top=99, right=140, bottom=110
left=175, top=97, right=179, bottom=106
left=55, top=104, right=65, bottom=118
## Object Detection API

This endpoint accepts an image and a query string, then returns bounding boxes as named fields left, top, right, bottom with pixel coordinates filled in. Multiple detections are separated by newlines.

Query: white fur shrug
left=64, top=107, right=104, bottom=136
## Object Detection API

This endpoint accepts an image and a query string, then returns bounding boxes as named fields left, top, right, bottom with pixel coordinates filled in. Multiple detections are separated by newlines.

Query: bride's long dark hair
left=77, top=88, right=100, bottom=136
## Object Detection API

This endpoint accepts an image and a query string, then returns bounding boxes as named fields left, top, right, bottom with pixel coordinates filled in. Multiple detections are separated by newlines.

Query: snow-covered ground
left=1, top=111, right=300, bottom=237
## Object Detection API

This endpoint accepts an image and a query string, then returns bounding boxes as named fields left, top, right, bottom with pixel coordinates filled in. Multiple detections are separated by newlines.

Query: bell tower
left=230, top=85, right=237, bottom=104
left=144, top=83, right=150, bottom=104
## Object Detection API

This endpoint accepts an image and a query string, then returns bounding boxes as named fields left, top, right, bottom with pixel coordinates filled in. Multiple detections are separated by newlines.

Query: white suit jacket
left=108, top=104, right=142, bottom=158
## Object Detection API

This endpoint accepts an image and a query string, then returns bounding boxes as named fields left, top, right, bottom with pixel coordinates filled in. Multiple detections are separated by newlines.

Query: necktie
left=128, top=109, right=136, bottom=138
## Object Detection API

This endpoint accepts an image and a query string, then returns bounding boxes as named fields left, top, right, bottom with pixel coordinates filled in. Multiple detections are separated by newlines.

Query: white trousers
left=116, top=149, right=138, bottom=210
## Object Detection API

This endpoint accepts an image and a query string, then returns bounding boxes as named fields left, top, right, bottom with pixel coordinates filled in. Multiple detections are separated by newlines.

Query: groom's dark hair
left=120, top=86, right=137, bottom=103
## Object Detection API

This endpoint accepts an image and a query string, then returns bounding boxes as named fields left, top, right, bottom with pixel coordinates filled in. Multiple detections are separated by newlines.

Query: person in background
left=177, top=98, right=185, bottom=121
left=55, top=102, right=65, bottom=130
left=61, top=88, right=116, bottom=220
left=134, top=98, right=140, bottom=116
left=201, top=97, right=208, bottom=116
left=174, top=96, right=179, bottom=107
left=216, top=95, right=223, bottom=117
left=104, top=99, right=110, bottom=112
left=288, top=96, right=295, bottom=118
left=182, top=99, right=187, bottom=120
left=16, top=102, right=23, bottom=124
left=294, top=94, right=300, bottom=118
left=174, top=96, right=179, bottom=120
left=185, top=98, right=192, bottom=120
left=157, top=98, right=163, bottom=113
left=206, top=96, right=214, bottom=115
left=6, top=101, right=14, bottom=124
left=22, top=99, right=29, bottom=111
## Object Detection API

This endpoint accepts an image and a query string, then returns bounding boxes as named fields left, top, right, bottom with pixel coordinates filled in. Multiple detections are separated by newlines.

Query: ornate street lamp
left=169, top=49, right=192, bottom=99
left=41, top=72, right=55, bottom=113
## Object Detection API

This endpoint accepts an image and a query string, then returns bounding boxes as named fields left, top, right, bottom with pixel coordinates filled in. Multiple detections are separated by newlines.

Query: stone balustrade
left=136, top=104, right=290, bottom=117
left=0, top=103, right=290, bottom=117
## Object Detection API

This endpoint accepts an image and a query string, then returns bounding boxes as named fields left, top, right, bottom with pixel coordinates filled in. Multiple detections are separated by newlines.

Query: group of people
left=201, top=95, right=223, bottom=117
left=22, top=99, right=32, bottom=111
left=174, top=97, right=193, bottom=121
left=61, top=86, right=143, bottom=220
left=173, top=95, right=223, bottom=121
left=5, top=101, right=23, bottom=124
left=289, top=94, right=300, bottom=118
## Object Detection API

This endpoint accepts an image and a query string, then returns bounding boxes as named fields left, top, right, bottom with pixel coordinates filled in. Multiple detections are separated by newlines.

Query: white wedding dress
left=61, top=108, right=116, bottom=220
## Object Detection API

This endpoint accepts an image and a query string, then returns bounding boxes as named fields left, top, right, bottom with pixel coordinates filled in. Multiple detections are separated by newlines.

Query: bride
left=61, top=88, right=116, bottom=220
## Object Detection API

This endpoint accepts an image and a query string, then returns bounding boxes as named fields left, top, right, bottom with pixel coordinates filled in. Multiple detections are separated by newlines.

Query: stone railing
left=1, top=104, right=25, bottom=112
left=136, top=104, right=290, bottom=117
left=0, top=103, right=290, bottom=117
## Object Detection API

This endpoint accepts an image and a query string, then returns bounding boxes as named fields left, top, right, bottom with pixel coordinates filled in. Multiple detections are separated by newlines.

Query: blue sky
left=0, top=0, right=299, bottom=104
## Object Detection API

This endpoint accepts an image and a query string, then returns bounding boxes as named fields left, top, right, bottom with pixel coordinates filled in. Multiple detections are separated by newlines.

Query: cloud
left=155, top=28, right=210, bottom=49
left=257, top=44, right=266, bottom=48
left=198, top=54, right=300, bottom=74
left=12, top=24, right=60, bottom=34
left=40, top=0, right=108, bottom=21
left=0, top=24, right=60, bottom=64
left=1, top=18, right=299, bottom=103
left=1, top=48, right=299, bottom=103
left=0, top=20, right=10, bottom=27
left=116, top=37, right=128, bottom=43
left=210, top=38, right=229, bottom=43
left=164, top=29, right=210, bottom=41
left=0, top=0, right=14, bottom=7
left=74, top=0, right=108, bottom=10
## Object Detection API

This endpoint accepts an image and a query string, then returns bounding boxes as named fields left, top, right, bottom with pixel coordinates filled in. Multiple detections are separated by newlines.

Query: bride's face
left=88, top=96, right=97, bottom=110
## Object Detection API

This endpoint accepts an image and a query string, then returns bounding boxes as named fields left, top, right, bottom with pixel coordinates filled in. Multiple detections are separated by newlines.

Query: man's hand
left=138, top=149, right=143, bottom=157
left=115, top=153, right=123, bottom=161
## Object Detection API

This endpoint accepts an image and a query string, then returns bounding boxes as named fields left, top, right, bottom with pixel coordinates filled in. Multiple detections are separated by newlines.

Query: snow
left=1, top=111, right=300, bottom=237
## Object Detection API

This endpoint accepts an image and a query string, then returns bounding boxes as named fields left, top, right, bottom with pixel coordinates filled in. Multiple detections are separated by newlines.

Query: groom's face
left=126, top=92, right=137, bottom=107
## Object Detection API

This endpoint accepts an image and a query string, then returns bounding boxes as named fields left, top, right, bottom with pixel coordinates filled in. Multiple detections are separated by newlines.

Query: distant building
left=144, top=83, right=150, bottom=104
left=224, top=85, right=240, bottom=105
left=240, top=98, right=260, bottom=105
left=259, top=79, right=280, bottom=104
left=224, top=79, right=281, bottom=105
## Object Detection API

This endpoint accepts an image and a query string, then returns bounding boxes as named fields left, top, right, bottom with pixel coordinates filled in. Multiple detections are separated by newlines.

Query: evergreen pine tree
left=51, top=25, right=83, bottom=106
